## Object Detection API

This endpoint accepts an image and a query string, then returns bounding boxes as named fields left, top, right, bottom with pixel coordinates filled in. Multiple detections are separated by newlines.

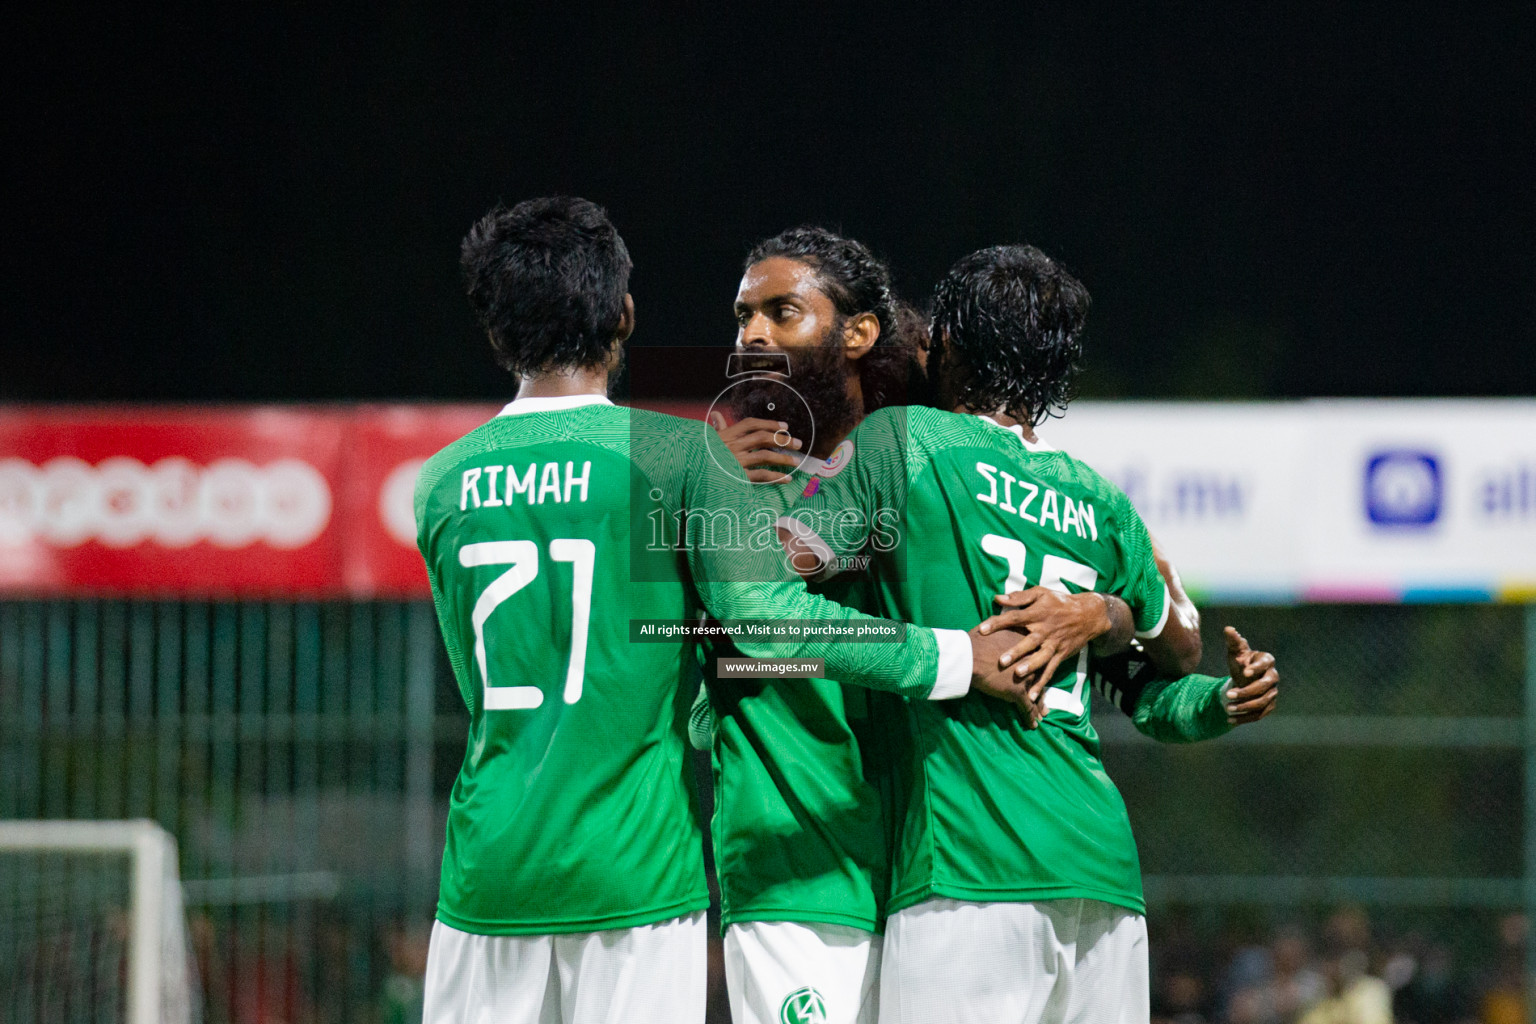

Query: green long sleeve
left=1129, top=671, right=1232, bottom=743
left=1089, top=644, right=1232, bottom=743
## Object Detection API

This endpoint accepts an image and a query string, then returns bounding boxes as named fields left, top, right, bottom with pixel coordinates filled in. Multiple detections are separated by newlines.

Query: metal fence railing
left=1, top=600, right=1531, bottom=1022
left=1100, top=603, right=1530, bottom=1021
left=0, top=600, right=451, bottom=1024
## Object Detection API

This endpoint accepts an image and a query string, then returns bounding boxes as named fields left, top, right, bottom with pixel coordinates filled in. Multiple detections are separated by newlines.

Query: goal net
left=0, top=820, right=197, bottom=1024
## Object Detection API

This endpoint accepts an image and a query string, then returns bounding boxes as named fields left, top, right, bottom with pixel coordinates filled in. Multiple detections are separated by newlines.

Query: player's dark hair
left=928, top=245, right=1089, bottom=426
left=883, top=298, right=936, bottom=411
left=746, top=226, right=897, bottom=345
left=745, top=226, right=913, bottom=411
left=460, top=196, right=633, bottom=375
left=891, top=298, right=931, bottom=354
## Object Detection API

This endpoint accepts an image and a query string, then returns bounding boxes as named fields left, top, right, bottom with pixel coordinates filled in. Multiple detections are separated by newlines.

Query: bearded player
left=780, top=244, right=1277, bottom=1022
left=698, top=229, right=973, bottom=1024
left=701, top=230, right=1276, bottom=1024
left=414, top=200, right=1036, bottom=1024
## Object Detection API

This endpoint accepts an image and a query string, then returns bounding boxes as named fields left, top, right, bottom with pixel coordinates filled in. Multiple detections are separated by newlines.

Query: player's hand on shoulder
left=966, top=626, right=1047, bottom=727
left=1222, top=626, right=1279, bottom=726
left=708, top=412, right=803, bottom=484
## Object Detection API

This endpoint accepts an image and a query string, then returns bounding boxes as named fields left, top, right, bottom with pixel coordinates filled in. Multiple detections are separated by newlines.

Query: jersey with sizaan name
left=415, top=398, right=945, bottom=936
left=786, top=405, right=1170, bottom=916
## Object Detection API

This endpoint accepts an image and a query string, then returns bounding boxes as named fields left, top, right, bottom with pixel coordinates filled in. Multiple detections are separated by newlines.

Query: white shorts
left=423, top=912, right=707, bottom=1024
left=879, top=898, right=1148, bottom=1024
left=724, top=920, right=881, bottom=1024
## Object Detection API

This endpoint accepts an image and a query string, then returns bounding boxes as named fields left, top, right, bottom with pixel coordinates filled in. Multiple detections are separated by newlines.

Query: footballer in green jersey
left=695, top=229, right=1278, bottom=1024
left=780, top=244, right=1279, bottom=1022
left=691, top=230, right=926, bottom=1024
left=701, top=232, right=918, bottom=933
left=417, top=199, right=1034, bottom=1024
left=787, top=403, right=1172, bottom=914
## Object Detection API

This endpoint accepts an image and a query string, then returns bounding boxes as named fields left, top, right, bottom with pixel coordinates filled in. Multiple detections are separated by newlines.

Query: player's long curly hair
left=745, top=226, right=916, bottom=412
left=461, top=196, right=632, bottom=375
left=928, top=245, right=1089, bottom=426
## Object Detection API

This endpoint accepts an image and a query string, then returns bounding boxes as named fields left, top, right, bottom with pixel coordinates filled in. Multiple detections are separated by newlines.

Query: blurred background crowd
left=1149, top=909, right=1528, bottom=1024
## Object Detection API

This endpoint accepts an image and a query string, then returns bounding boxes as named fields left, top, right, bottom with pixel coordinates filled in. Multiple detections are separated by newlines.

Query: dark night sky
left=4, top=3, right=1532, bottom=403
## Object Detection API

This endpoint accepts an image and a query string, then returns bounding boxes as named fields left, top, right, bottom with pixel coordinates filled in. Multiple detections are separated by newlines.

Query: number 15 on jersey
left=980, top=533, right=1097, bottom=717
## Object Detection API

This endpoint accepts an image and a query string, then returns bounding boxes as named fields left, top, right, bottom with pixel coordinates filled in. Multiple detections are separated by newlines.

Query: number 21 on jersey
left=980, top=534, right=1097, bottom=717
left=458, top=539, right=594, bottom=711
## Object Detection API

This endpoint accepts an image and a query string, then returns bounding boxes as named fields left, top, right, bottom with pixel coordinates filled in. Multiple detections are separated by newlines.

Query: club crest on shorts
left=779, top=986, right=828, bottom=1024
left=816, top=439, right=854, bottom=478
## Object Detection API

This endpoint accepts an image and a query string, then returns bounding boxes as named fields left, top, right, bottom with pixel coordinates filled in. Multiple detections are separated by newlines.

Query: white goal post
left=0, top=819, right=194, bottom=1024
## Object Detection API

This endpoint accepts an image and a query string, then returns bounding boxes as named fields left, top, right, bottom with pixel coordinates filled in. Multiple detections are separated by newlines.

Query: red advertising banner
left=343, top=405, right=498, bottom=597
left=0, top=406, right=353, bottom=596
left=0, top=402, right=710, bottom=598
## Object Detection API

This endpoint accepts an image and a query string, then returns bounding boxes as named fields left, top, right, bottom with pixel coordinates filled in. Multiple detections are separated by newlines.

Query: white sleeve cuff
left=927, top=628, right=972, bottom=700
left=1133, top=582, right=1173, bottom=639
left=775, top=515, right=838, bottom=581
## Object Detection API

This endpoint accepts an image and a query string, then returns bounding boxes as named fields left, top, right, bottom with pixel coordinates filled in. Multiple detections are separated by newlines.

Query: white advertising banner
left=1039, top=400, right=1536, bottom=603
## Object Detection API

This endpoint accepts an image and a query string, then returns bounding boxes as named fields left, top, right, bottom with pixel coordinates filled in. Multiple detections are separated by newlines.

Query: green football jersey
left=701, top=457, right=905, bottom=933
left=786, top=406, right=1170, bottom=915
left=414, top=397, right=956, bottom=936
